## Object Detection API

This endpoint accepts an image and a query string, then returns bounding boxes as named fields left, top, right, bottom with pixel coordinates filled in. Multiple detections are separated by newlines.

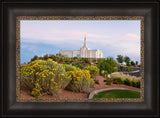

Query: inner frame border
left=16, top=16, right=144, bottom=103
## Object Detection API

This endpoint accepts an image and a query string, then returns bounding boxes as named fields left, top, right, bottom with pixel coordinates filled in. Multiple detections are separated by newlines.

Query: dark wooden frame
left=1, top=0, right=159, bottom=117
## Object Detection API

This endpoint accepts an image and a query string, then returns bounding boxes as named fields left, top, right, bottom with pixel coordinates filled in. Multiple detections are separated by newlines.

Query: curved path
left=20, top=75, right=140, bottom=99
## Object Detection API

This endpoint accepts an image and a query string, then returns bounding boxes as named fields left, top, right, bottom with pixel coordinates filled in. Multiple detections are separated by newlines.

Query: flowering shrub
left=111, top=72, right=141, bottom=88
left=63, top=64, right=81, bottom=72
left=20, top=59, right=71, bottom=98
left=83, top=65, right=99, bottom=78
left=66, top=70, right=95, bottom=93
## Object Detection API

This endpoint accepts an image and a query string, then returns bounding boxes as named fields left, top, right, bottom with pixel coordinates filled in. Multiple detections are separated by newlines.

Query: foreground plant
left=63, top=64, right=81, bottom=72
left=111, top=72, right=141, bottom=88
left=97, top=57, right=117, bottom=74
left=83, top=65, right=99, bottom=78
left=20, top=59, right=71, bottom=98
left=66, top=70, right=95, bottom=93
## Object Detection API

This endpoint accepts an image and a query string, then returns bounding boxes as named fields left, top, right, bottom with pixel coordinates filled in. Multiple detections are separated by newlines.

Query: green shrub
left=63, top=64, right=80, bottom=72
left=66, top=70, right=95, bottom=93
left=94, top=79, right=99, bottom=84
left=129, top=79, right=140, bottom=88
left=20, top=59, right=71, bottom=98
left=83, top=65, right=99, bottom=78
left=31, top=55, right=39, bottom=62
left=130, top=61, right=135, bottom=66
left=118, top=65, right=126, bottom=72
left=118, top=65, right=133, bottom=72
left=101, top=70, right=108, bottom=79
left=105, top=79, right=112, bottom=85
left=113, top=67, right=118, bottom=72
left=73, top=57, right=78, bottom=60
left=43, top=54, right=49, bottom=60
left=104, top=77, right=112, bottom=85
left=135, top=80, right=140, bottom=88
left=98, top=57, right=117, bottom=74
left=131, top=81, right=136, bottom=87
left=123, top=78, right=131, bottom=86
left=83, top=58, right=90, bottom=63
left=126, top=67, right=132, bottom=72
left=93, top=59, right=97, bottom=63
left=113, top=77, right=123, bottom=84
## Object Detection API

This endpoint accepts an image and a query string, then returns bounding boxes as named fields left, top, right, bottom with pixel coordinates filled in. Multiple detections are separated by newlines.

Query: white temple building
left=59, top=34, right=103, bottom=58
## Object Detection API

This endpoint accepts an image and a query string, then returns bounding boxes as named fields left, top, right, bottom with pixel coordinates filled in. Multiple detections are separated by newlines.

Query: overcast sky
left=20, top=20, right=141, bottom=64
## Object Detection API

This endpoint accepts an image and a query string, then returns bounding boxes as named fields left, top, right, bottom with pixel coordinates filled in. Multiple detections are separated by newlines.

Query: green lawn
left=93, top=89, right=140, bottom=98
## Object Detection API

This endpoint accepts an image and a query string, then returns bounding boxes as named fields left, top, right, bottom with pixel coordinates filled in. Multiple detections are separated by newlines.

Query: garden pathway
left=20, top=75, right=140, bottom=99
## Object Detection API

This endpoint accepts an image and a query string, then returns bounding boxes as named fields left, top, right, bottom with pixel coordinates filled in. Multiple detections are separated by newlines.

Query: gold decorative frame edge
left=16, top=16, right=144, bottom=103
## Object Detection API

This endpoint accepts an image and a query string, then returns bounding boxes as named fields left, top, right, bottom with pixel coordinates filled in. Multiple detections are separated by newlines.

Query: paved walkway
left=20, top=75, right=140, bottom=99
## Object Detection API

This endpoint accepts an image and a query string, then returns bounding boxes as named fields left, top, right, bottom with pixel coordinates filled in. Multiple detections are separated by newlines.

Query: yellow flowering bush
left=83, top=65, right=99, bottom=78
left=20, top=59, right=71, bottom=98
left=66, top=70, right=95, bottom=93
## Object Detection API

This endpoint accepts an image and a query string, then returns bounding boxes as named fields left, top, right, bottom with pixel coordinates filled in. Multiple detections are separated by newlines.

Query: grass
left=111, top=72, right=141, bottom=82
left=93, top=89, right=140, bottom=98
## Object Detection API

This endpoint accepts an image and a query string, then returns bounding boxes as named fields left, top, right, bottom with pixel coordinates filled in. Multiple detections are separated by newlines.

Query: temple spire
left=83, top=33, right=87, bottom=48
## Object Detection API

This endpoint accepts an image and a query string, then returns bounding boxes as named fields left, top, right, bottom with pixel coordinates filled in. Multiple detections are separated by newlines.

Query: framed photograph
left=1, top=0, right=159, bottom=117
left=17, top=16, right=144, bottom=103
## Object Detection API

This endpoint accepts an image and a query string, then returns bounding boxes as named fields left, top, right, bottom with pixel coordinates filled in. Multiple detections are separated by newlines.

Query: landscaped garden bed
left=20, top=75, right=140, bottom=99
left=20, top=55, right=141, bottom=99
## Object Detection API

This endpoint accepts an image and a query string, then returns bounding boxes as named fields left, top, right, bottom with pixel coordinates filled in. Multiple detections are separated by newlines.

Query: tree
left=59, top=55, right=66, bottom=63
left=43, top=54, right=49, bottom=60
left=98, top=57, right=117, bottom=74
left=39, top=57, right=43, bottom=60
left=135, top=61, right=138, bottom=65
left=31, top=55, right=38, bottom=62
left=73, top=56, right=78, bottom=60
left=64, top=56, right=70, bottom=64
left=130, top=61, right=135, bottom=66
left=56, top=53, right=62, bottom=57
left=83, top=58, right=90, bottom=64
left=124, top=56, right=130, bottom=66
left=93, top=59, right=97, bottom=64
left=116, top=55, right=124, bottom=64
left=49, top=55, right=56, bottom=61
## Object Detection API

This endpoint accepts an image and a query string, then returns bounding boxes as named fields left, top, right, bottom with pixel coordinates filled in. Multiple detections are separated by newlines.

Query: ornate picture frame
left=1, top=0, right=159, bottom=117
left=16, top=16, right=144, bottom=103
